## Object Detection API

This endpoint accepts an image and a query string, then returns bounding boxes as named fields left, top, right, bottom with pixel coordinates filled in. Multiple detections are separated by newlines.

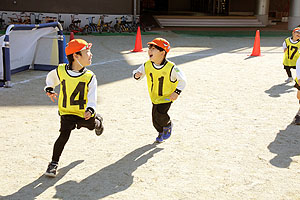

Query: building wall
left=0, top=0, right=134, bottom=14
left=168, top=0, right=191, bottom=11
left=269, top=0, right=289, bottom=20
left=269, top=0, right=289, bottom=12
left=229, top=0, right=255, bottom=13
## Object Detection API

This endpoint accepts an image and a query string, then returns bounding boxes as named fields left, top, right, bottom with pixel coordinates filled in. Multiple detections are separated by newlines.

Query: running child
left=282, top=27, right=300, bottom=82
left=133, top=38, right=187, bottom=143
left=44, top=39, right=104, bottom=177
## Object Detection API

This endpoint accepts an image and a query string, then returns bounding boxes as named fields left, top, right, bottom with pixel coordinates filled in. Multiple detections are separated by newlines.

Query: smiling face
left=292, top=31, right=300, bottom=41
left=74, top=49, right=93, bottom=67
left=148, top=45, right=166, bottom=65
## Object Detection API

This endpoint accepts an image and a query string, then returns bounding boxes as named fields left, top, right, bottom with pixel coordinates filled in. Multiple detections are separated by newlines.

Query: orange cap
left=147, top=38, right=171, bottom=53
left=293, top=27, right=300, bottom=33
left=65, top=39, right=92, bottom=55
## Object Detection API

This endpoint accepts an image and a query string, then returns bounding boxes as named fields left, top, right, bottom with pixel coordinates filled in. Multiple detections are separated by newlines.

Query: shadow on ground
left=2, top=143, right=162, bottom=199
left=53, top=143, right=163, bottom=199
left=1, top=160, right=84, bottom=200
left=265, top=82, right=295, bottom=97
left=268, top=123, right=300, bottom=168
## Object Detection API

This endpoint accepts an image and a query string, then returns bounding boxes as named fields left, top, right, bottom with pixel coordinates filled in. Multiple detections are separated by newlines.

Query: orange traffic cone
left=250, top=30, right=261, bottom=56
left=131, top=26, right=143, bottom=52
left=70, top=32, right=75, bottom=41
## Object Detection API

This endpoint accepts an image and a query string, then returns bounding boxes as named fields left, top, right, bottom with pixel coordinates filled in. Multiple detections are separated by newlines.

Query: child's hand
left=46, top=92, right=58, bottom=102
left=297, top=90, right=300, bottom=100
left=84, top=111, right=92, bottom=120
left=134, top=72, right=143, bottom=79
left=170, top=92, right=179, bottom=101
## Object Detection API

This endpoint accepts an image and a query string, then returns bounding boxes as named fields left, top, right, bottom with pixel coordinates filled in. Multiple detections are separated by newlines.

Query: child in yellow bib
left=282, top=27, right=300, bottom=82
left=133, top=38, right=187, bottom=143
left=44, top=39, right=104, bottom=177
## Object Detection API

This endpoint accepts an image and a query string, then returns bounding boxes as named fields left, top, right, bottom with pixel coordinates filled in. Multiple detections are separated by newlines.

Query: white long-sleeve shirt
left=132, top=61, right=187, bottom=91
left=45, top=68, right=97, bottom=112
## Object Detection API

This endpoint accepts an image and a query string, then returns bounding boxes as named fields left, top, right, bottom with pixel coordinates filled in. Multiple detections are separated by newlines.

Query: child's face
left=76, top=49, right=93, bottom=66
left=148, top=46, right=165, bottom=64
left=292, top=31, right=300, bottom=40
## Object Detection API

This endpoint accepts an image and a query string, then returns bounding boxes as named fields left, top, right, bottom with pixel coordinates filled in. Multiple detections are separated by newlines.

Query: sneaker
left=285, top=77, right=293, bottom=83
left=156, top=133, right=164, bottom=143
left=294, top=115, right=300, bottom=125
left=45, top=162, right=58, bottom=177
left=95, top=114, right=104, bottom=136
left=162, top=123, right=173, bottom=140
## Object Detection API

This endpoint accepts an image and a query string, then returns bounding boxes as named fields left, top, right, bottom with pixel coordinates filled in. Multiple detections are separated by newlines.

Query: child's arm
left=132, top=64, right=145, bottom=80
left=44, top=69, right=60, bottom=102
left=85, top=75, right=97, bottom=120
left=283, top=40, right=287, bottom=52
left=170, top=65, right=187, bottom=101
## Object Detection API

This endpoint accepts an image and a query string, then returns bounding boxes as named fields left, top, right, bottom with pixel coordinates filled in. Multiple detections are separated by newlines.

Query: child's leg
left=284, top=66, right=292, bottom=78
left=52, top=129, right=72, bottom=162
left=51, top=115, right=76, bottom=162
left=152, top=103, right=172, bottom=133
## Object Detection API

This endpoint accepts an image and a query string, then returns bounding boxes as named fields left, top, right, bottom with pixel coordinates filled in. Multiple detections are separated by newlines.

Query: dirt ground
left=1, top=31, right=300, bottom=200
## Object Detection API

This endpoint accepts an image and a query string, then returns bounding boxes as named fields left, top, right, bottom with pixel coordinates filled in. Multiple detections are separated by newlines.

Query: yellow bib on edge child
left=145, top=60, right=178, bottom=104
left=57, top=64, right=94, bottom=118
left=283, top=38, right=300, bottom=67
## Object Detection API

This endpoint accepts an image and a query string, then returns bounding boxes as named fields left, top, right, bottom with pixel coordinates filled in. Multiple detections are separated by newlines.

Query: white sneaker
left=285, top=77, right=293, bottom=83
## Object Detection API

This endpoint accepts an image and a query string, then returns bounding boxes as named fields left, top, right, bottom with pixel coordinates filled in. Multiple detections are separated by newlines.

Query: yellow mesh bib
left=283, top=38, right=300, bottom=66
left=57, top=64, right=94, bottom=118
left=145, top=60, right=178, bottom=104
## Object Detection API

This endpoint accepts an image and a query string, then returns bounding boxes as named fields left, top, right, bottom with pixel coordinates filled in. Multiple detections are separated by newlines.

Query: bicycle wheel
left=98, top=26, right=103, bottom=34
left=87, top=26, right=93, bottom=34
left=114, top=24, right=121, bottom=33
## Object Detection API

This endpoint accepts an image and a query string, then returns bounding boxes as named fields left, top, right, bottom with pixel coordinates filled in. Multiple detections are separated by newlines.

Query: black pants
left=52, top=115, right=96, bottom=163
left=284, top=65, right=296, bottom=77
left=152, top=102, right=172, bottom=133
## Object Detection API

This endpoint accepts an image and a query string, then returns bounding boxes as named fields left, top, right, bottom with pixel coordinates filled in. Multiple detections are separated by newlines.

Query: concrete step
left=154, top=16, right=266, bottom=28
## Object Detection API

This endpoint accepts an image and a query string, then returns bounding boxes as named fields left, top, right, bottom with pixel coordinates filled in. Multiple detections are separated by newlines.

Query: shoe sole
left=95, top=114, right=104, bottom=136
left=44, top=172, right=56, bottom=177
left=95, top=127, right=104, bottom=136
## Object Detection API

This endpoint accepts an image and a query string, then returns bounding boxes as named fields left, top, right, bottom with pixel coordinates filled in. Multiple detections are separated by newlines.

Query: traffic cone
left=69, top=31, right=74, bottom=41
left=250, top=30, right=261, bottom=56
left=131, top=26, right=143, bottom=52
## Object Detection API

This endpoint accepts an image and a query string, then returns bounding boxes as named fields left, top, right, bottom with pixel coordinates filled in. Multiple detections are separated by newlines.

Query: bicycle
left=57, top=14, right=64, bottom=28
left=8, top=13, right=23, bottom=24
left=30, top=13, right=43, bottom=24
left=84, top=17, right=97, bottom=33
left=120, top=16, right=131, bottom=32
left=21, top=12, right=31, bottom=24
left=68, top=14, right=89, bottom=35
left=97, top=15, right=114, bottom=33
left=43, top=16, right=56, bottom=23
left=113, top=16, right=122, bottom=33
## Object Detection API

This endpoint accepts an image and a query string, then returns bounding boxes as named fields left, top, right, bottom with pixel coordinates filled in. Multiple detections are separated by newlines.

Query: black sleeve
left=174, top=88, right=182, bottom=95
left=45, top=87, right=55, bottom=94
left=86, top=107, right=95, bottom=115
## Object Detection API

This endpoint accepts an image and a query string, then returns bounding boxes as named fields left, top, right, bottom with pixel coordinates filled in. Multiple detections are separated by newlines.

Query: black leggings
left=52, top=115, right=96, bottom=162
left=152, top=103, right=172, bottom=133
left=284, top=65, right=296, bottom=77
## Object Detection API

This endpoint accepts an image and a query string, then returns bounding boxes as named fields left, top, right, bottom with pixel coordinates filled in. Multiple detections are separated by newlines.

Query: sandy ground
left=1, top=31, right=300, bottom=200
